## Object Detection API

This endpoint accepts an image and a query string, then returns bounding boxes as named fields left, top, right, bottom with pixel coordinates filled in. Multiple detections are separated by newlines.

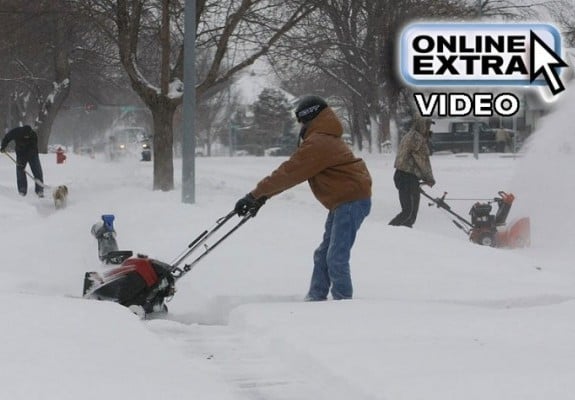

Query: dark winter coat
left=251, top=107, right=372, bottom=210
left=1, top=125, right=39, bottom=156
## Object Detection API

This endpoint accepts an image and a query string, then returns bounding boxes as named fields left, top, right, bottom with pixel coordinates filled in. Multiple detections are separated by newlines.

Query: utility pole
left=473, top=121, right=480, bottom=159
left=181, top=0, right=196, bottom=204
left=6, top=93, right=12, bottom=132
left=229, top=122, right=235, bottom=157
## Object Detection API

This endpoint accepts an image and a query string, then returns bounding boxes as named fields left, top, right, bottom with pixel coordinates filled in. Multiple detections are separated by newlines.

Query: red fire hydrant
left=56, top=147, right=67, bottom=164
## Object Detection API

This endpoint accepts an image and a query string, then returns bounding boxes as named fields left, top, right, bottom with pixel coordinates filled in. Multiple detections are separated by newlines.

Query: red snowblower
left=83, top=211, right=251, bottom=317
left=420, top=188, right=531, bottom=248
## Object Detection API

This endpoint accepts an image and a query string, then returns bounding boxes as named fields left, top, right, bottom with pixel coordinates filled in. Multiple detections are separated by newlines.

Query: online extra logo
left=399, top=23, right=569, bottom=118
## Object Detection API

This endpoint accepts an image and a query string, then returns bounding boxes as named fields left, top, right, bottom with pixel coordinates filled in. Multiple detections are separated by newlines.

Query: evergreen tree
left=251, top=88, right=294, bottom=152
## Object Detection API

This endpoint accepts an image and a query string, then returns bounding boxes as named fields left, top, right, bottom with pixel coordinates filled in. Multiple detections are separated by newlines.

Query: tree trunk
left=36, top=79, right=70, bottom=153
left=368, top=112, right=379, bottom=153
left=151, top=98, right=176, bottom=191
left=206, top=127, right=212, bottom=157
left=36, top=15, right=71, bottom=153
left=349, top=103, right=363, bottom=151
left=379, top=109, right=391, bottom=146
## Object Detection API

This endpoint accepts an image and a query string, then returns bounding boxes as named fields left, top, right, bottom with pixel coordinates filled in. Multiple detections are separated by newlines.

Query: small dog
left=52, top=185, right=69, bottom=209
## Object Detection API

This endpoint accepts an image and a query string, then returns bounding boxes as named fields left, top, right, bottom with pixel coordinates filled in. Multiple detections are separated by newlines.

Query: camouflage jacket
left=394, top=129, right=435, bottom=184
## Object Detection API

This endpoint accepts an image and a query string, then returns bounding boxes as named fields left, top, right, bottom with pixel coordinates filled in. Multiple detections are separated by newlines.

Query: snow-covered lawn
left=1, top=90, right=574, bottom=399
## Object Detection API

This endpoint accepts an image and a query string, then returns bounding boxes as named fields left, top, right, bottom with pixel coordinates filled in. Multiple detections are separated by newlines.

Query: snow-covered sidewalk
left=1, top=86, right=575, bottom=399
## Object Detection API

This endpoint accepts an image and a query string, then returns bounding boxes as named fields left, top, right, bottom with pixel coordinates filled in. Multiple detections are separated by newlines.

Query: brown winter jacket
left=251, top=107, right=372, bottom=210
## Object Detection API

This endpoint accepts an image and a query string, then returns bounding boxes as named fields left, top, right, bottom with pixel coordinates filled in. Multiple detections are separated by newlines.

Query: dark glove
left=234, top=193, right=267, bottom=217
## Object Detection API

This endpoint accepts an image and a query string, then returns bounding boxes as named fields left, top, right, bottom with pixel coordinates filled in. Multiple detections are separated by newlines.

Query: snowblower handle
left=219, top=210, right=239, bottom=223
left=420, top=188, right=474, bottom=229
left=497, top=191, right=515, bottom=203
left=182, top=211, right=237, bottom=250
left=420, top=188, right=451, bottom=211
left=169, top=211, right=252, bottom=280
left=174, top=213, right=252, bottom=279
left=171, top=211, right=237, bottom=267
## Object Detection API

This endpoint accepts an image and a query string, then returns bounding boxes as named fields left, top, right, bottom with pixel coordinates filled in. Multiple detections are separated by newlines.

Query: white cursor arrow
left=530, top=30, right=568, bottom=95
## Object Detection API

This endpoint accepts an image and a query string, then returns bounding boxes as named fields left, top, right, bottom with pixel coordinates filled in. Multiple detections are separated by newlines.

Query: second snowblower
left=83, top=211, right=251, bottom=317
left=420, top=188, right=530, bottom=248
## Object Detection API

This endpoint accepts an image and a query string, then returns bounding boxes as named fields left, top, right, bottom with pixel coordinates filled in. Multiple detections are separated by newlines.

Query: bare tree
left=273, top=0, right=468, bottom=152
left=272, top=0, right=550, bottom=153
left=477, top=0, right=549, bottom=18
left=78, top=0, right=314, bottom=190
left=544, top=0, right=575, bottom=46
left=0, top=0, right=118, bottom=152
left=0, top=2, right=73, bottom=151
left=194, top=86, right=241, bottom=156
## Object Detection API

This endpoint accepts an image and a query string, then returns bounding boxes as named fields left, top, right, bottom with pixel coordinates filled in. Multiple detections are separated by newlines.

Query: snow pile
left=0, top=294, right=235, bottom=400
left=512, top=84, right=575, bottom=257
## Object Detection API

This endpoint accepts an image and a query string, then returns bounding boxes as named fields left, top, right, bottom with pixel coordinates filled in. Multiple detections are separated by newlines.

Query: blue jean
left=307, top=198, right=371, bottom=300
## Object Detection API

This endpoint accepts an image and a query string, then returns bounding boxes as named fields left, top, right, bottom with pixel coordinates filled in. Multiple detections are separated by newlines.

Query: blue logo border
left=399, top=23, right=563, bottom=87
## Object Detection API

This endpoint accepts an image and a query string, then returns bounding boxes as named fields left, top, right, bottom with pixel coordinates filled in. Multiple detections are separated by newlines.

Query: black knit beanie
left=294, top=95, right=328, bottom=123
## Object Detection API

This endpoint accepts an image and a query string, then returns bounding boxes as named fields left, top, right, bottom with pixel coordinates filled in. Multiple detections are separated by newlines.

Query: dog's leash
left=2, top=151, right=51, bottom=189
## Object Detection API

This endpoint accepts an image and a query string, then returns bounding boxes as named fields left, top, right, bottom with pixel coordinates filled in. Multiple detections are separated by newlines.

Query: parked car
left=430, top=119, right=513, bottom=154
left=140, top=136, right=152, bottom=161
left=264, top=147, right=283, bottom=156
left=77, top=146, right=95, bottom=158
left=107, top=126, right=149, bottom=160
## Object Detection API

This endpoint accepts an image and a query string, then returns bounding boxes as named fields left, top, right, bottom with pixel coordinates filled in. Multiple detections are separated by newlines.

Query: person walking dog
left=1, top=125, right=45, bottom=197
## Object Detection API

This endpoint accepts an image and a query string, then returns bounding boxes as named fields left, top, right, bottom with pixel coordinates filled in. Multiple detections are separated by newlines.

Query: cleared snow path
left=147, top=315, right=384, bottom=400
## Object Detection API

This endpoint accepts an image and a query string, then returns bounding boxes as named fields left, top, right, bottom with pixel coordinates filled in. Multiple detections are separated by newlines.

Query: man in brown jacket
left=234, top=95, right=372, bottom=301
left=389, top=114, right=435, bottom=227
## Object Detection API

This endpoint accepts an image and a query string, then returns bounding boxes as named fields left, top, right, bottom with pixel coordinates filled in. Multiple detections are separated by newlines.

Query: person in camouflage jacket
left=389, top=115, right=435, bottom=227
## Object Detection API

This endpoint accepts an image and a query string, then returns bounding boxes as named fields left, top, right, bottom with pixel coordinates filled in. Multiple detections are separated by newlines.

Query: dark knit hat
left=294, top=95, right=328, bottom=123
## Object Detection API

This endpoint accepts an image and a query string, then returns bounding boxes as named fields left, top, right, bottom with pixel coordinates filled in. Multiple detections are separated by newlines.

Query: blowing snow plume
left=512, top=84, right=575, bottom=255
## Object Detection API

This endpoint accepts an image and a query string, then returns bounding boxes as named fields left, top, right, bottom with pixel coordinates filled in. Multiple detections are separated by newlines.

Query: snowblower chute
left=420, top=188, right=530, bottom=248
left=83, top=210, right=251, bottom=316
